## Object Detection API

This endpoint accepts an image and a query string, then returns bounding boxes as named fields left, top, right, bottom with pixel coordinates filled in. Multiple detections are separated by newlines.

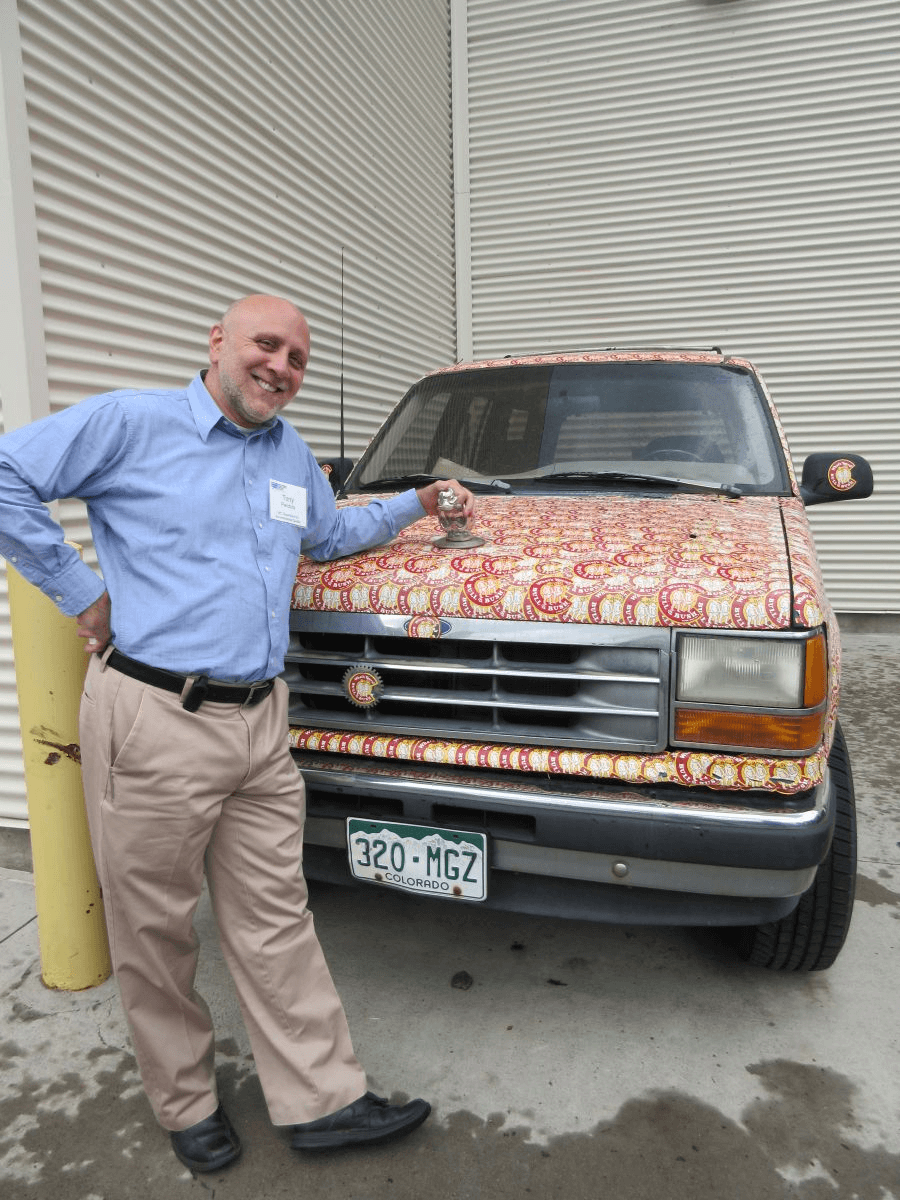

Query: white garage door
left=459, top=0, right=899, bottom=613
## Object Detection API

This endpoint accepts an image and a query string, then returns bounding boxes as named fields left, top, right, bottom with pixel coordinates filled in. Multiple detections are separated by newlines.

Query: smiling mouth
left=252, top=375, right=283, bottom=395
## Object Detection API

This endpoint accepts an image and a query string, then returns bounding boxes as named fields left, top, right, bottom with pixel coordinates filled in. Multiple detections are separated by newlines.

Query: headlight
left=678, top=636, right=803, bottom=707
left=673, top=631, right=827, bottom=754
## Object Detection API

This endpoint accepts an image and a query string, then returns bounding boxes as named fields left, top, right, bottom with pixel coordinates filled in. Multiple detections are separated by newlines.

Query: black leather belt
left=107, top=649, right=276, bottom=712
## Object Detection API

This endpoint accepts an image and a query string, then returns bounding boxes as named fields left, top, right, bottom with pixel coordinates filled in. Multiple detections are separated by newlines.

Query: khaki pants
left=79, top=653, right=366, bottom=1131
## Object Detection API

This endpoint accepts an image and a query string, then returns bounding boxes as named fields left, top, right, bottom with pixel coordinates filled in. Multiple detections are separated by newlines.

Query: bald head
left=205, top=294, right=310, bottom=428
left=219, top=294, right=306, bottom=331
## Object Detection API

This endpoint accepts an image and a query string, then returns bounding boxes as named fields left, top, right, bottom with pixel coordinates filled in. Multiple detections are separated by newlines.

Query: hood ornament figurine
left=432, top=487, right=485, bottom=549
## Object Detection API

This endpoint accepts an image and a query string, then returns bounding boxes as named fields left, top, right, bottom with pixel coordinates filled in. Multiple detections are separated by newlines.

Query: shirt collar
left=188, top=372, right=284, bottom=445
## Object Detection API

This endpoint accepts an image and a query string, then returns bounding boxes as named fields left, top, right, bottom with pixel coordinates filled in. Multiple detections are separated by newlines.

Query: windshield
left=349, top=361, right=791, bottom=495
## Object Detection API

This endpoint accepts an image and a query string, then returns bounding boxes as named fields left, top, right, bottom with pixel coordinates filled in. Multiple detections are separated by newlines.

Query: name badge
left=269, top=479, right=307, bottom=527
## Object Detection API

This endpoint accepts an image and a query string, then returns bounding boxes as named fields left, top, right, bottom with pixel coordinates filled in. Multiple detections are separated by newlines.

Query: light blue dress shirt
left=0, top=373, right=424, bottom=681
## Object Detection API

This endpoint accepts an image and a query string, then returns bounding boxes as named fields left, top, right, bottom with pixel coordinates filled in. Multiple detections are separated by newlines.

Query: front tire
left=735, top=722, right=856, bottom=971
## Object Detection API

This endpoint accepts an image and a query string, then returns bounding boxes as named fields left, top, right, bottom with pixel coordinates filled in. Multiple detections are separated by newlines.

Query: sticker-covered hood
left=293, top=493, right=825, bottom=630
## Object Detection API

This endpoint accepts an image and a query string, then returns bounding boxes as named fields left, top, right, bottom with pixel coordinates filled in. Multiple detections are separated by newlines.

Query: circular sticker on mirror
left=827, top=459, right=857, bottom=491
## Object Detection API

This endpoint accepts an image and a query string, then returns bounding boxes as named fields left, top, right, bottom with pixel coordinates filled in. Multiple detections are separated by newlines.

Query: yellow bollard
left=7, top=558, right=111, bottom=990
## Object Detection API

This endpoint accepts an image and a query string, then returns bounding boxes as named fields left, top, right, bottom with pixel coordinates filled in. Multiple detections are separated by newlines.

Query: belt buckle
left=244, top=680, right=270, bottom=708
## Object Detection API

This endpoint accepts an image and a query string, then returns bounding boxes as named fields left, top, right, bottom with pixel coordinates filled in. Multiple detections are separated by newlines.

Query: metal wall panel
left=0, top=0, right=455, bottom=824
left=0, top=571, right=27, bottom=823
left=20, top=0, right=455, bottom=439
left=462, top=0, right=899, bottom=612
left=0, top=0, right=46, bottom=826
left=0, top=389, right=26, bottom=821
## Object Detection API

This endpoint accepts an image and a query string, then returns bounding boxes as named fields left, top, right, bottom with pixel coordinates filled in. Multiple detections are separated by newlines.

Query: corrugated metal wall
left=461, top=0, right=900, bottom=613
left=0, top=574, right=25, bottom=822
left=0, top=0, right=455, bottom=824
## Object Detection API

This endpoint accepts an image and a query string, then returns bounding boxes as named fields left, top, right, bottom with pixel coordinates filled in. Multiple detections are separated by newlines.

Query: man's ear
left=208, top=323, right=225, bottom=363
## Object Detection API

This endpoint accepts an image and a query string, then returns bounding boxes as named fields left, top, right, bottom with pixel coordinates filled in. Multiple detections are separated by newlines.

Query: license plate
left=347, top=819, right=487, bottom=901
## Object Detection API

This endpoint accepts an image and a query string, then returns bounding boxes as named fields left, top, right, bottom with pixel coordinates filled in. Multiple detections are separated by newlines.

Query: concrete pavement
left=1, top=631, right=898, bottom=1199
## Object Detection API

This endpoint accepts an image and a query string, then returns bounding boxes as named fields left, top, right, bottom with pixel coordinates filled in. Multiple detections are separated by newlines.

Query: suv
left=286, top=349, right=873, bottom=971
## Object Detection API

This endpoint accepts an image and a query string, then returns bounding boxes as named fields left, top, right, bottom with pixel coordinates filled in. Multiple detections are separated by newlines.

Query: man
left=0, top=295, right=474, bottom=1172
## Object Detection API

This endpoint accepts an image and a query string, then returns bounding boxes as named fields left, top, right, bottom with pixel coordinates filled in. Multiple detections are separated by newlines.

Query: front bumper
left=295, top=751, right=834, bottom=926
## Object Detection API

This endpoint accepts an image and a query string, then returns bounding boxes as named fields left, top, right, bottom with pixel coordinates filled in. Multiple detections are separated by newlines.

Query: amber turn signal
left=673, top=707, right=826, bottom=754
left=803, top=632, right=828, bottom=708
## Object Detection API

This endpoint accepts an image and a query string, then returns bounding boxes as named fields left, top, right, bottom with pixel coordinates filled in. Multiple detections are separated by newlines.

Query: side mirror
left=317, top=457, right=354, bottom=495
left=799, top=453, right=873, bottom=506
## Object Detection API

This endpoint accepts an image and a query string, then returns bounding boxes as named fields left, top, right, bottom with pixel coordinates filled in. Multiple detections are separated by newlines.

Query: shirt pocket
left=273, top=517, right=304, bottom=557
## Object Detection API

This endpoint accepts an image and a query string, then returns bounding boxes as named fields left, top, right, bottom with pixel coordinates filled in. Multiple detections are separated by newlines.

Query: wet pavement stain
left=9, top=999, right=47, bottom=1023
left=838, top=640, right=900, bottom=810
left=855, top=874, right=900, bottom=910
left=1, top=1056, right=898, bottom=1200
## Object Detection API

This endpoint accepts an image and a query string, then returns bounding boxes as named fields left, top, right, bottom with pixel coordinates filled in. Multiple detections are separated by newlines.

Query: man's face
left=206, top=296, right=310, bottom=427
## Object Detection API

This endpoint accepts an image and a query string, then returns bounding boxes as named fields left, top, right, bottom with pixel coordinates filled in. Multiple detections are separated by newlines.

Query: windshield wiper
left=356, top=474, right=512, bottom=494
left=539, top=471, right=743, bottom=498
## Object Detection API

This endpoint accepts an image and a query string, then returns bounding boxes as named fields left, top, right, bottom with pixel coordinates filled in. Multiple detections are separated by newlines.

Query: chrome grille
left=285, top=614, right=669, bottom=751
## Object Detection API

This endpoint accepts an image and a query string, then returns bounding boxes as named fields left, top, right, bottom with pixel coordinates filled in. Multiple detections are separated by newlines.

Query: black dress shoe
left=170, top=1104, right=242, bottom=1172
left=289, top=1091, right=431, bottom=1151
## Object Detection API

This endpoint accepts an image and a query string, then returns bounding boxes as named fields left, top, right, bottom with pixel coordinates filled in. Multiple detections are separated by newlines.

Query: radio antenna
left=339, top=248, right=346, bottom=466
